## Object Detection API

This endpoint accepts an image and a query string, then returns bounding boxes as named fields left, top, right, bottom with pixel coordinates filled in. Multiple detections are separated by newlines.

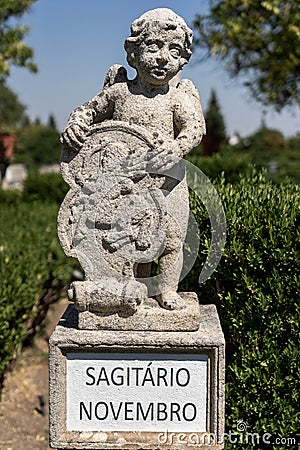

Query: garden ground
left=0, top=298, right=68, bottom=450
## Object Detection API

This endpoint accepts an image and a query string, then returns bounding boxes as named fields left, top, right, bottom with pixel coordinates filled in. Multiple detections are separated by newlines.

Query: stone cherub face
left=133, top=23, right=185, bottom=86
left=124, top=9, right=193, bottom=87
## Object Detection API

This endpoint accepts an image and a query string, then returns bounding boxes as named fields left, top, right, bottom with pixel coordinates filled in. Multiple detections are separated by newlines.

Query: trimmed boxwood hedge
left=0, top=193, right=76, bottom=384
left=181, top=168, right=299, bottom=448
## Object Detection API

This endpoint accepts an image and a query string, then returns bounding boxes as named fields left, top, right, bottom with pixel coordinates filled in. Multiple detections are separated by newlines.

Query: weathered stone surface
left=77, top=292, right=200, bottom=331
left=49, top=304, right=225, bottom=449
left=58, top=7, right=206, bottom=315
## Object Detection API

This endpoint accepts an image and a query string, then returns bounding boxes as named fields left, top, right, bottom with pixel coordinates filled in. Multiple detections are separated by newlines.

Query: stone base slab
left=78, top=292, right=200, bottom=331
left=49, top=304, right=225, bottom=449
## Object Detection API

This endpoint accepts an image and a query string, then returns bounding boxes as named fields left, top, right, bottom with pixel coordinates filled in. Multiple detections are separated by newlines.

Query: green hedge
left=181, top=168, right=299, bottom=448
left=0, top=198, right=77, bottom=384
left=0, top=172, right=74, bottom=384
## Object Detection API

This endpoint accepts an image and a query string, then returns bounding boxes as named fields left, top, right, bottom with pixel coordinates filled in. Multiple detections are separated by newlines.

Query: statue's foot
left=121, top=279, right=146, bottom=312
left=156, top=291, right=186, bottom=310
left=122, top=296, right=143, bottom=312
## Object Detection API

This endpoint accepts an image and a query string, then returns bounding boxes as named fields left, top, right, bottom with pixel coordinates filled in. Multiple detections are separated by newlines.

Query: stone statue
left=58, top=8, right=205, bottom=317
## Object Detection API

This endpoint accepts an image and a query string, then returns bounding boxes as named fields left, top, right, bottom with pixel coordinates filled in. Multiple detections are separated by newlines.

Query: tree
left=205, top=90, right=226, bottom=137
left=0, top=82, right=28, bottom=181
left=201, top=89, right=226, bottom=156
left=47, top=114, right=57, bottom=130
left=0, top=82, right=28, bottom=129
left=250, top=127, right=285, bottom=152
left=0, top=0, right=38, bottom=79
left=15, top=124, right=61, bottom=168
left=193, top=0, right=300, bottom=109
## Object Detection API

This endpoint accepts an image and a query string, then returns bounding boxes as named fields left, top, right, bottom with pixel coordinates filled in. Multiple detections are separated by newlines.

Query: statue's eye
left=147, top=43, right=160, bottom=52
left=170, top=48, right=181, bottom=59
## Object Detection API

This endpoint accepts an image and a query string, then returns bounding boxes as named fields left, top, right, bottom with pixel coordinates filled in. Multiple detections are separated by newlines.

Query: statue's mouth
left=151, top=68, right=166, bottom=77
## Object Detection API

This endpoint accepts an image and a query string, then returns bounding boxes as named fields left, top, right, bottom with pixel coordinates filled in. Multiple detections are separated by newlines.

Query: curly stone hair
left=124, top=8, right=193, bottom=70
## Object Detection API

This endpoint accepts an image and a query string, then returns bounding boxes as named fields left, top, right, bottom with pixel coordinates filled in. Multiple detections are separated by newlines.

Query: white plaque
left=66, top=352, right=208, bottom=432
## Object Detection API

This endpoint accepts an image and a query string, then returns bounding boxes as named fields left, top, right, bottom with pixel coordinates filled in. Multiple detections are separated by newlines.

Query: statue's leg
left=156, top=175, right=189, bottom=310
left=156, top=218, right=186, bottom=310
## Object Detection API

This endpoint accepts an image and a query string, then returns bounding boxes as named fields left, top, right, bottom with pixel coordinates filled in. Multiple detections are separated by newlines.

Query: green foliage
left=0, top=172, right=68, bottom=205
left=205, top=89, right=226, bottom=138
left=0, top=198, right=77, bottom=384
left=188, top=126, right=300, bottom=184
left=186, top=147, right=254, bottom=183
left=247, top=127, right=286, bottom=151
left=0, top=0, right=38, bottom=78
left=0, top=82, right=28, bottom=130
left=193, top=0, right=300, bottom=108
left=181, top=168, right=299, bottom=447
left=15, top=124, right=61, bottom=168
left=200, top=89, right=227, bottom=156
left=0, top=187, right=22, bottom=205
left=287, top=135, right=300, bottom=151
left=0, top=172, right=76, bottom=384
left=23, top=171, right=68, bottom=203
left=234, top=127, right=300, bottom=183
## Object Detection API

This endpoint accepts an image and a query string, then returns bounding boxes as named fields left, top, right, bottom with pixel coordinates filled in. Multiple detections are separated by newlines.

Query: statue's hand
left=147, top=140, right=182, bottom=172
left=119, top=139, right=182, bottom=174
left=60, top=122, right=90, bottom=151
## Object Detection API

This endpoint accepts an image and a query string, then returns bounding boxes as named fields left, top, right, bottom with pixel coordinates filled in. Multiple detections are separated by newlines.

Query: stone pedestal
left=49, top=304, right=225, bottom=449
left=77, top=292, right=201, bottom=331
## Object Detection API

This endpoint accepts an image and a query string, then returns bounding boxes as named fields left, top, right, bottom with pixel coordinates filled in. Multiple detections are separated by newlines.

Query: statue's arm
left=61, top=89, right=115, bottom=151
left=173, top=79, right=206, bottom=157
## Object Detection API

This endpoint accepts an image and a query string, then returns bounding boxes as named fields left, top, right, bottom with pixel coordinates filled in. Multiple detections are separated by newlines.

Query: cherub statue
left=60, top=8, right=205, bottom=313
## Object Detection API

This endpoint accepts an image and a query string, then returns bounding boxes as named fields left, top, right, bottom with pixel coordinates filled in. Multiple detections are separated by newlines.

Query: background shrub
left=23, top=171, right=68, bottom=203
left=0, top=187, right=23, bottom=206
left=186, top=148, right=253, bottom=183
left=180, top=168, right=299, bottom=448
left=187, top=127, right=300, bottom=184
left=14, top=124, right=61, bottom=168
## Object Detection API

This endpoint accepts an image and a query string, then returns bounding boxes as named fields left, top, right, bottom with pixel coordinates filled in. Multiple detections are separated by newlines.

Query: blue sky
left=7, top=0, right=300, bottom=137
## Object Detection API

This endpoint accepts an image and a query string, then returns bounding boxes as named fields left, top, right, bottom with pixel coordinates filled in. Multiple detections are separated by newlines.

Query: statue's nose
left=157, top=48, right=169, bottom=64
